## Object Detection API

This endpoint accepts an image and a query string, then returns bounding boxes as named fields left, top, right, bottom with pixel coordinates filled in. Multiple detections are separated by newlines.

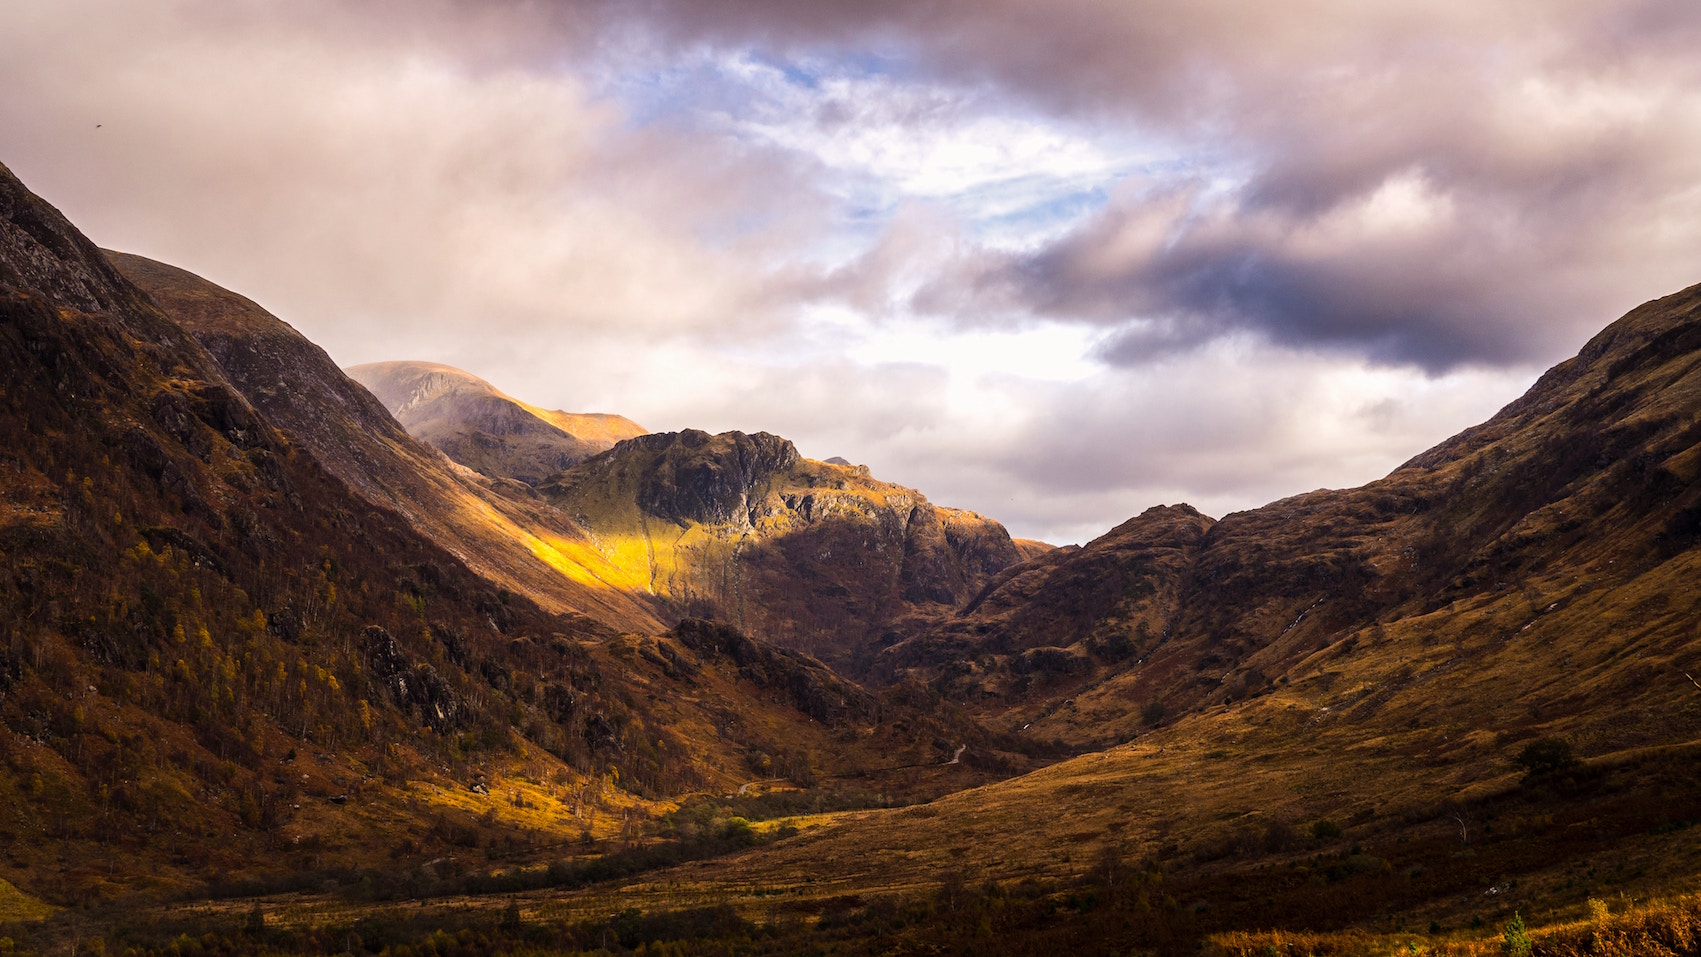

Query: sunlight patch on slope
left=0, top=877, right=56, bottom=922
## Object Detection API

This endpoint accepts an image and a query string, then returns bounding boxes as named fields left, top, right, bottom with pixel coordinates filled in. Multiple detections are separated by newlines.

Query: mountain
left=347, top=362, right=1041, bottom=674
left=884, top=280, right=1701, bottom=757
left=0, top=162, right=1045, bottom=922
left=347, top=360, right=646, bottom=486
left=107, top=252, right=664, bottom=632
left=470, top=278, right=1701, bottom=957
left=7, top=148, right=1701, bottom=957
left=540, top=428, right=1028, bottom=672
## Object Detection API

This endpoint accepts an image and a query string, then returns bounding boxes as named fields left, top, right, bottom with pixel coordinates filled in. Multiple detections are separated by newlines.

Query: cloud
left=599, top=0, right=1701, bottom=369
left=5, top=0, right=1700, bottom=544
left=0, top=0, right=824, bottom=360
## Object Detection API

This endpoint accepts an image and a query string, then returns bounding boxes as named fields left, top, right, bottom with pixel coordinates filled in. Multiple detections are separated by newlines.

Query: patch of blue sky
left=590, top=43, right=910, bottom=129
left=594, top=44, right=1217, bottom=298
left=967, top=179, right=1113, bottom=250
left=586, top=48, right=762, bottom=130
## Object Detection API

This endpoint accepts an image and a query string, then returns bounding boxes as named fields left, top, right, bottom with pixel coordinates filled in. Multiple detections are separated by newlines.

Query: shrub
left=1587, top=897, right=1609, bottom=924
left=1515, top=738, right=1580, bottom=778
left=1310, top=819, right=1342, bottom=841
left=1142, top=701, right=1166, bottom=726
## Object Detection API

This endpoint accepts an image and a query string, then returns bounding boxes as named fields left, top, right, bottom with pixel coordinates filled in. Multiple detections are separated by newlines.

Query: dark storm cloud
left=583, top=0, right=1701, bottom=370
left=937, top=166, right=1614, bottom=371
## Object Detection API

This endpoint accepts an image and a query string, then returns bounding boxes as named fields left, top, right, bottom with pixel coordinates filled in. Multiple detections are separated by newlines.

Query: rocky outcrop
left=362, top=625, right=465, bottom=732
left=544, top=431, right=1024, bottom=673
left=629, top=430, right=801, bottom=527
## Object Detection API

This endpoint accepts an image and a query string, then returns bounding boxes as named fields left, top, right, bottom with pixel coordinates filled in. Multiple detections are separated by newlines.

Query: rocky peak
left=626, top=429, right=801, bottom=527
left=0, top=162, right=141, bottom=318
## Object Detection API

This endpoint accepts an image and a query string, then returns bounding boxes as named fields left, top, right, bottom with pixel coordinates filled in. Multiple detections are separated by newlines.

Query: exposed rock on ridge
left=543, top=429, right=1027, bottom=672
left=627, top=429, right=800, bottom=528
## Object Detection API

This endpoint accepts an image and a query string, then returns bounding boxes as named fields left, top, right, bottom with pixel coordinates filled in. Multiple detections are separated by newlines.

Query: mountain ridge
left=884, top=279, right=1701, bottom=754
left=347, top=359, right=646, bottom=486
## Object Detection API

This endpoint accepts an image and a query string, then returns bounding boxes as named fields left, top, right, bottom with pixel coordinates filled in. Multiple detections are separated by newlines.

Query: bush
left=1310, top=819, right=1342, bottom=841
left=1515, top=738, right=1579, bottom=778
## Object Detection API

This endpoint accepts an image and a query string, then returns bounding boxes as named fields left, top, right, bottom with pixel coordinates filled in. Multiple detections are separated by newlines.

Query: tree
left=1503, top=911, right=1531, bottom=957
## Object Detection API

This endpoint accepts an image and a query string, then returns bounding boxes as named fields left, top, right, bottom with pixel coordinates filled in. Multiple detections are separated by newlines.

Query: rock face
left=348, top=359, right=646, bottom=486
left=631, top=429, right=801, bottom=527
left=108, top=253, right=664, bottom=632
left=543, top=430, right=1030, bottom=673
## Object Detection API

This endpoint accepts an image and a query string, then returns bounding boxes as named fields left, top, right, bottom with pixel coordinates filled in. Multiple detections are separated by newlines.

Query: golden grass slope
left=0, top=878, right=54, bottom=922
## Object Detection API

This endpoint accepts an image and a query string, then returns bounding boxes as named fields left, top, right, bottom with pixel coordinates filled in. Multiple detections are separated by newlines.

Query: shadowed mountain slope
left=882, top=281, right=1701, bottom=756
left=348, top=360, right=646, bottom=485
left=540, top=428, right=1028, bottom=673
left=106, top=252, right=664, bottom=633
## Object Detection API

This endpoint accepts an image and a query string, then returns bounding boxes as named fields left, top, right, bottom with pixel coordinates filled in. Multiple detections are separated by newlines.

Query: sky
left=4, top=0, right=1700, bottom=544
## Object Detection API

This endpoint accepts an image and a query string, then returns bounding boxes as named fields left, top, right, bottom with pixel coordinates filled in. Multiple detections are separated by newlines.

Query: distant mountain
left=346, top=363, right=1048, bottom=672
left=541, top=428, right=1029, bottom=672
left=348, top=360, right=646, bottom=486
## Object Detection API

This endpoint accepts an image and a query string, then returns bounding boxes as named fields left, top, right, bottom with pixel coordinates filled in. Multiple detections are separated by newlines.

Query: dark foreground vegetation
left=0, top=743, right=1693, bottom=957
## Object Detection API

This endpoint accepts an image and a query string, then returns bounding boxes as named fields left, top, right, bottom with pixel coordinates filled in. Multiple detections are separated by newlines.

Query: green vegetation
left=1503, top=911, right=1530, bottom=957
